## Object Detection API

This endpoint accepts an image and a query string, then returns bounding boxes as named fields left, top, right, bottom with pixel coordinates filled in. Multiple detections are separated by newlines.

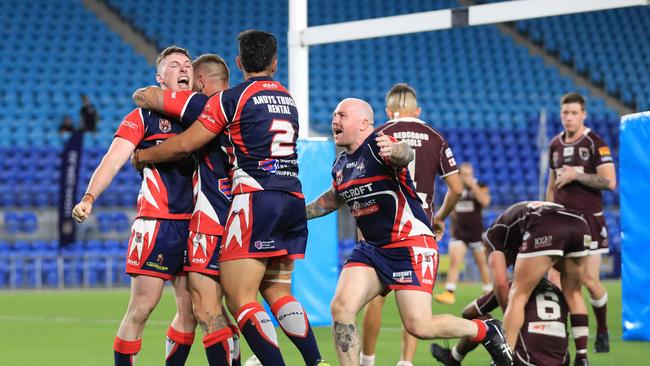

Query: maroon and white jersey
left=377, top=117, right=458, bottom=224
left=115, top=108, right=195, bottom=220
left=450, top=182, right=487, bottom=243
left=548, top=128, right=613, bottom=214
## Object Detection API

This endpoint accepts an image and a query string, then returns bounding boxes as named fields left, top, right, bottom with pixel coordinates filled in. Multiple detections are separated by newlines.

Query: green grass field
left=1, top=280, right=647, bottom=365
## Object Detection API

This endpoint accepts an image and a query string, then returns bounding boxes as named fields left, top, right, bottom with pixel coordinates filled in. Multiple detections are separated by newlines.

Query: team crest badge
left=579, top=147, right=590, bottom=161
left=336, top=170, right=343, bottom=185
left=156, top=254, right=164, bottom=265
left=159, top=118, right=172, bottom=133
left=134, top=232, right=143, bottom=243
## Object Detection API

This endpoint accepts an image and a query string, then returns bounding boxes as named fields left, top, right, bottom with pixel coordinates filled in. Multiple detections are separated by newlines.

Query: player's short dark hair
left=386, top=83, right=418, bottom=107
left=560, top=92, right=586, bottom=110
left=157, top=46, right=191, bottom=69
left=237, top=30, right=277, bottom=73
left=193, top=54, right=230, bottom=80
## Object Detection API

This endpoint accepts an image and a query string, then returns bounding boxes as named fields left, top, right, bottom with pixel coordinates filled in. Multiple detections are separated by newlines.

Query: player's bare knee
left=330, top=296, right=356, bottom=321
left=402, top=318, right=429, bottom=339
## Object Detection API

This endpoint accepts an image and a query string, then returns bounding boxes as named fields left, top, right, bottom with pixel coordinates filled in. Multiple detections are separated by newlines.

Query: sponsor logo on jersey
left=262, top=82, right=279, bottom=89
left=445, top=148, right=453, bottom=158
left=392, top=270, right=413, bottom=283
left=350, top=199, right=379, bottom=217
left=449, top=158, right=456, bottom=166
left=159, top=118, right=172, bottom=133
left=340, top=183, right=374, bottom=199
left=599, top=146, right=611, bottom=156
left=121, top=120, right=139, bottom=129
left=254, top=240, right=276, bottom=250
left=579, top=147, right=590, bottom=161
left=259, top=158, right=279, bottom=173
left=128, top=259, right=140, bottom=266
left=552, top=151, right=560, bottom=167
left=563, top=147, right=574, bottom=163
left=192, top=258, right=207, bottom=264
left=533, top=235, right=553, bottom=249
left=583, top=234, right=592, bottom=249
left=528, top=321, right=566, bottom=338
left=219, top=178, right=233, bottom=198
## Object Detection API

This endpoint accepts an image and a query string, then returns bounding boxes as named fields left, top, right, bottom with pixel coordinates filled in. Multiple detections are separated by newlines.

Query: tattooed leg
left=334, top=321, right=360, bottom=365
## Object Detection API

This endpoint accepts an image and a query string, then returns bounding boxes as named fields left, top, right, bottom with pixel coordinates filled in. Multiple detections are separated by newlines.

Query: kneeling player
left=431, top=278, right=571, bottom=366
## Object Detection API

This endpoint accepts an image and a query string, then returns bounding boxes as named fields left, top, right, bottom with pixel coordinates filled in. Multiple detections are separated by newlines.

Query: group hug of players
left=71, top=28, right=615, bottom=366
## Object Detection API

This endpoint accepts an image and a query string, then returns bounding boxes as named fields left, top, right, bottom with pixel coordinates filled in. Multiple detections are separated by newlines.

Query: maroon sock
left=570, top=314, right=589, bottom=360
left=590, top=293, right=609, bottom=334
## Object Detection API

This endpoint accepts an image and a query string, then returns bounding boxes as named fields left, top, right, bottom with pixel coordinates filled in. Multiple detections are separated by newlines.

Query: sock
left=236, top=302, right=285, bottom=366
left=229, top=325, right=242, bottom=366
left=451, top=345, right=465, bottom=361
left=570, top=314, right=589, bottom=360
left=396, top=361, right=413, bottom=366
left=445, top=283, right=457, bottom=293
left=360, top=353, right=375, bottom=366
left=114, top=337, right=141, bottom=366
left=590, top=292, right=609, bottom=334
left=203, top=326, right=237, bottom=366
left=469, top=319, right=487, bottom=343
left=271, top=295, right=322, bottom=365
left=166, top=326, right=195, bottom=366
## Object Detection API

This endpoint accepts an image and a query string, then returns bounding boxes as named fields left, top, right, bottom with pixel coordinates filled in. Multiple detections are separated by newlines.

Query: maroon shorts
left=517, top=210, right=590, bottom=260
left=585, top=212, right=608, bottom=255
left=220, top=191, right=307, bottom=262
left=184, top=231, right=221, bottom=276
left=126, top=218, right=189, bottom=280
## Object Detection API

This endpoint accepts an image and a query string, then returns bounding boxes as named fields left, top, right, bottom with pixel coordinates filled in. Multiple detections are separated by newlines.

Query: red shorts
left=126, top=218, right=189, bottom=280
left=344, top=235, right=439, bottom=294
left=220, top=191, right=307, bottom=262
left=184, top=231, right=221, bottom=276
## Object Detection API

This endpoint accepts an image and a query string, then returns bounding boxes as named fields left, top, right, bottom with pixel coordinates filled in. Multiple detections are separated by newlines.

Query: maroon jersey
left=450, top=182, right=487, bottom=243
left=474, top=278, right=570, bottom=366
left=377, top=117, right=458, bottom=224
left=548, top=128, right=613, bottom=214
left=484, top=201, right=590, bottom=265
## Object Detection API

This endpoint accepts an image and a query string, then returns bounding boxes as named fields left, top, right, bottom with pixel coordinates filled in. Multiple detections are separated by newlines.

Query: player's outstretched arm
left=306, top=187, right=343, bottom=219
left=135, top=121, right=215, bottom=164
left=487, top=251, right=509, bottom=311
left=133, top=86, right=165, bottom=114
left=72, top=137, right=136, bottom=223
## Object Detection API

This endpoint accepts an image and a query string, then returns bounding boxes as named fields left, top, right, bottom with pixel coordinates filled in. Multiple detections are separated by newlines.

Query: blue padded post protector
left=620, top=111, right=650, bottom=341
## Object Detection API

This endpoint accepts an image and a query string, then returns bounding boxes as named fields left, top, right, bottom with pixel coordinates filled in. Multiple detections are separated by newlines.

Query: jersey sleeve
left=439, top=139, right=458, bottom=177
left=197, top=92, right=228, bottom=135
left=591, top=134, right=614, bottom=166
left=114, top=108, right=144, bottom=146
left=163, top=90, right=209, bottom=127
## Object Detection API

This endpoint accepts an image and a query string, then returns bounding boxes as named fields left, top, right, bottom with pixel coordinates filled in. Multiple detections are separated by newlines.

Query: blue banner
left=58, top=131, right=84, bottom=247
left=620, top=112, right=650, bottom=341
left=292, top=138, right=338, bottom=326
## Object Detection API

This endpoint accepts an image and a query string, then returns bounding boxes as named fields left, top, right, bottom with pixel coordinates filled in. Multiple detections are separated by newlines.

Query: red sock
left=469, top=319, right=487, bottom=343
left=165, top=326, right=194, bottom=366
left=114, top=337, right=141, bottom=366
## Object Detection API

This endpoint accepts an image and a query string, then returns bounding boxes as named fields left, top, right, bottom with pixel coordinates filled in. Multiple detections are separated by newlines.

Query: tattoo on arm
left=575, top=173, right=611, bottom=190
left=333, top=321, right=358, bottom=353
left=306, top=189, right=342, bottom=219
left=390, top=141, right=414, bottom=168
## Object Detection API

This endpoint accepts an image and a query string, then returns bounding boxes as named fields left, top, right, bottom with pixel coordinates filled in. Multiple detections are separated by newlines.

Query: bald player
left=307, top=98, right=512, bottom=366
left=359, top=83, right=463, bottom=366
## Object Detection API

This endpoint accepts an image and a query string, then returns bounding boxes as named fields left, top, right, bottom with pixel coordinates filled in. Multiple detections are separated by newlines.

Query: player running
left=307, top=98, right=513, bottom=366
left=72, top=46, right=199, bottom=366
left=359, top=83, right=463, bottom=366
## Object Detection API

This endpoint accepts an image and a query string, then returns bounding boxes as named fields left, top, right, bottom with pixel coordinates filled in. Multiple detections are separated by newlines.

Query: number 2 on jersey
left=270, top=119, right=295, bottom=157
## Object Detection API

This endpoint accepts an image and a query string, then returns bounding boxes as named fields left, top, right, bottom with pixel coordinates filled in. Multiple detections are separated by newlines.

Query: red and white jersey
left=162, top=90, right=232, bottom=235
left=115, top=108, right=195, bottom=220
